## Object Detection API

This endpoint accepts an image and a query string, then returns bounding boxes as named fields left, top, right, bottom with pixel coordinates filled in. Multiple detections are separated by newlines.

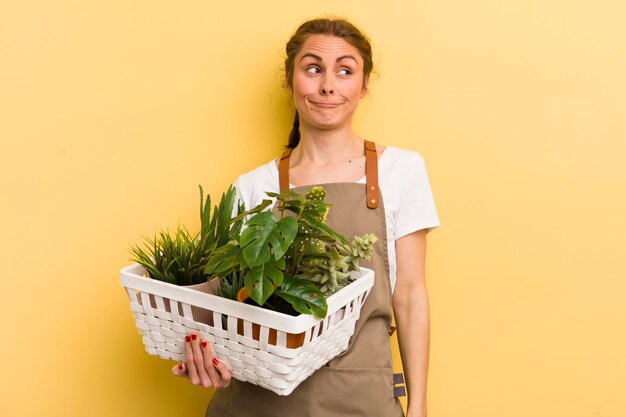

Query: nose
left=320, top=75, right=335, bottom=95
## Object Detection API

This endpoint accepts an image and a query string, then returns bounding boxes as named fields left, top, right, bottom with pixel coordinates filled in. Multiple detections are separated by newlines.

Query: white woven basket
left=120, top=264, right=374, bottom=396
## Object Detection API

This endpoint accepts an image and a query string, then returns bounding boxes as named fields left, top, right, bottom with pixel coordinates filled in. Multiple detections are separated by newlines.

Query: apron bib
left=206, top=142, right=404, bottom=417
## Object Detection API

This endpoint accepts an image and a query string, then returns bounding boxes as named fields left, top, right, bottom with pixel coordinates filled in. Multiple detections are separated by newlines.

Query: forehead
left=297, top=34, right=363, bottom=64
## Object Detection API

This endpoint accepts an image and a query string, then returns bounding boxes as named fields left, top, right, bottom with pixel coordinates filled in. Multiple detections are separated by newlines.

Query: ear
left=360, top=75, right=370, bottom=98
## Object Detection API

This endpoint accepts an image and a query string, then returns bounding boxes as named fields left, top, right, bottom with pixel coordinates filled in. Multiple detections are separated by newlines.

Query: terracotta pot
left=236, top=287, right=306, bottom=348
left=147, top=279, right=219, bottom=325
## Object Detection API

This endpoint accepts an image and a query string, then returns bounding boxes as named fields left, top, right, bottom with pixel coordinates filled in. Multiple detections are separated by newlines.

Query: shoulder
left=233, top=159, right=280, bottom=208
left=379, top=146, right=427, bottom=175
left=235, top=159, right=277, bottom=187
left=378, top=146, right=440, bottom=235
left=377, top=145, right=433, bottom=204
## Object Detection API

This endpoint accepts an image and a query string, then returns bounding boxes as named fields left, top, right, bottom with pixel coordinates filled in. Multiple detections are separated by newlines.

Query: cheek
left=350, top=78, right=366, bottom=96
left=292, top=72, right=314, bottom=92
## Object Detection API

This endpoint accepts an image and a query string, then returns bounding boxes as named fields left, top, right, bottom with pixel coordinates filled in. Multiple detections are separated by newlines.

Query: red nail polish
left=185, top=335, right=190, bottom=343
left=201, top=341, right=207, bottom=348
left=191, top=334, right=197, bottom=341
left=212, top=358, right=219, bottom=366
left=178, top=363, right=184, bottom=370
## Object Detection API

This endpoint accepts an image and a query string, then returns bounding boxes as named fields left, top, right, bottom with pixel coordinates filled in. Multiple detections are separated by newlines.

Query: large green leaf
left=240, top=212, right=297, bottom=267
left=244, top=257, right=286, bottom=305
left=277, top=275, right=328, bottom=318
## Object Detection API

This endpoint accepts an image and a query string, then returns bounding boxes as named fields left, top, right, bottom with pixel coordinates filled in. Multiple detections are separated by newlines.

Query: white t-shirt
left=233, top=146, right=440, bottom=292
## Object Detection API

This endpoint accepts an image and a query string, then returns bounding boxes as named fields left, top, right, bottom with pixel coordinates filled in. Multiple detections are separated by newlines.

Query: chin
left=311, top=119, right=344, bottom=130
left=314, top=115, right=346, bottom=128
left=300, top=112, right=350, bottom=131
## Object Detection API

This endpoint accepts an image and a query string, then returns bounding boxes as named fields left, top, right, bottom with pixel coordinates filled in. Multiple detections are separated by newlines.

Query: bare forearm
left=394, top=290, right=430, bottom=417
left=393, top=229, right=430, bottom=417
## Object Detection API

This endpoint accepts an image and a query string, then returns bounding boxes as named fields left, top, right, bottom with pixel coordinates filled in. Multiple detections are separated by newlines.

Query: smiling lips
left=310, top=101, right=342, bottom=108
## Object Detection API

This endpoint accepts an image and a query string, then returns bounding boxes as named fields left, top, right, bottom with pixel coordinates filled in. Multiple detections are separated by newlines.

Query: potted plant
left=128, top=185, right=244, bottom=323
left=203, top=186, right=376, bottom=345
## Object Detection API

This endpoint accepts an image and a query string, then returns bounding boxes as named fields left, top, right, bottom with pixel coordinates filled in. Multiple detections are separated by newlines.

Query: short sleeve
left=232, top=176, right=249, bottom=213
left=231, top=159, right=281, bottom=214
left=394, top=153, right=440, bottom=238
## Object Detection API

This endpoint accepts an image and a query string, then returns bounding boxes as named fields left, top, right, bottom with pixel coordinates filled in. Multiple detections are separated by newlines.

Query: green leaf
left=244, top=258, right=286, bottom=305
left=300, top=217, right=349, bottom=246
left=217, top=272, right=244, bottom=300
left=227, top=199, right=272, bottom=227
left=277, top=276, right=328, bottom=318
left=229, top=201, right=246, bottom=242
left=199, top=185, right=212, bottom=242
left=204, top=243, right=242, bottom=276
left=199, top=185, right=238, bottom=249
left=240, top=212, right=297, bottom=267
left=266, top=190, right=304, bottom=201
left=214, top=186, right=237, bottom=247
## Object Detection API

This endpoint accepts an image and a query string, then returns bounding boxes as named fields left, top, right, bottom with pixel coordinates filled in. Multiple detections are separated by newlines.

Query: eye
left=306, top=66, right=321, bottom=74
left=337, top=68, right=352, bottom=76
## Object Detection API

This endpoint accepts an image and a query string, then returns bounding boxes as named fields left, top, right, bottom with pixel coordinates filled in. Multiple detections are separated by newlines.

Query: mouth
left=309, top=101, right=342, bottom=109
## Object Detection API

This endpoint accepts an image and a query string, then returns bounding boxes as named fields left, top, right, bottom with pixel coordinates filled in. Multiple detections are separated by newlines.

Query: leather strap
left=364, top=140, right=379, bottom=209
left=278, top=148, right=292, bottom=192
left=393, top=372, right=406, bottom=398
left=277, top=141, right=380, bottom=209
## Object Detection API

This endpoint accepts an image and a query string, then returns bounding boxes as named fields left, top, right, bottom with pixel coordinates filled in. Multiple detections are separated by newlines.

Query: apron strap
left=364, top=140, right=379, bottom=209
left=277, top=141, right=380, bottom=209
left=278, top=148, right=292, bottom=192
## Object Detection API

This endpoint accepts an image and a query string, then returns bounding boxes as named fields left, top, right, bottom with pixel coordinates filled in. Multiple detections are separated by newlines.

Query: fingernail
left=201, top=341, right=207, bottom=348
left=212, top=358, right=219, bottom=366
left=191, top=334, right=198, bottom=341
left=185, top=335, right=190, bottom=343
left=178, top=363, right=184, bottom=370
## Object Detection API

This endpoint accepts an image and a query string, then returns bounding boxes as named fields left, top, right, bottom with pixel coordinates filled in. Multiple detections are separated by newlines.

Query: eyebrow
left=299, top=53, right=359, bottom=64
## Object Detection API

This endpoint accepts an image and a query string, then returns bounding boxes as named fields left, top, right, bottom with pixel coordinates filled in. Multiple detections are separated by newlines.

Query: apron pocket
left=314, top=366, right=404, bottom=417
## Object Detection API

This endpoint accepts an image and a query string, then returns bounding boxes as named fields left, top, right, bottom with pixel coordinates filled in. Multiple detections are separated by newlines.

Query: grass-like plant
left=216, top=270, right=245, bottom=300
left=130, top=225, right=208, bottom=285
left=129, top=185, right=243, bottom=286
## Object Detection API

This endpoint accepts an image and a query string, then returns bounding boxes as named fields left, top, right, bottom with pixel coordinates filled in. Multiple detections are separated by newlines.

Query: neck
left=293, top=123, right=363, bottom=165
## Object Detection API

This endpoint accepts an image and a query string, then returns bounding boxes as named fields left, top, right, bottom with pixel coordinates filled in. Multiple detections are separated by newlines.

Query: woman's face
left=289, top=34, right=368, bottom=132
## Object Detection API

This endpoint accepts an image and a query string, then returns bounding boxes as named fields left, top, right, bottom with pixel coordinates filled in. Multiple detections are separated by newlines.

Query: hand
left=171, top=333, right=232, bottom=388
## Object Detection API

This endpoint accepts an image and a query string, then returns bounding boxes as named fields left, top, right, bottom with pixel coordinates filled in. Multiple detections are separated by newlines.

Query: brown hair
left=284, top=18, right=374, bottom=148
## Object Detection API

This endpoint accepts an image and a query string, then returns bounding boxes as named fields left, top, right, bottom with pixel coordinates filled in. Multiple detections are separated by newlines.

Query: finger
left=171, top=361, right=187, bottom=377
left=200, top=340, right=225, bottom=388
left=184, top=334, right=201, bottom=385
left=190, top=333, right=211, bottom=388
left=212, top=357, right=232, bottom=387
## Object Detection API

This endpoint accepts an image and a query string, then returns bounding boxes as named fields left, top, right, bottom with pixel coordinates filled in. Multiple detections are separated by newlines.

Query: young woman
left=172, top=18, right=439, bottom=417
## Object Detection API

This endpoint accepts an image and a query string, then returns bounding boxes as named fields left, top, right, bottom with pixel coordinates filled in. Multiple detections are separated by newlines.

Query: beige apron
left=206, top=141, right=405, bottom=417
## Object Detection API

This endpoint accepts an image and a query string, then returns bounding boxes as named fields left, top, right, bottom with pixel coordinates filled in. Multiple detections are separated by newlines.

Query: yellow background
left=1, top=1, right=625, bottom=416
